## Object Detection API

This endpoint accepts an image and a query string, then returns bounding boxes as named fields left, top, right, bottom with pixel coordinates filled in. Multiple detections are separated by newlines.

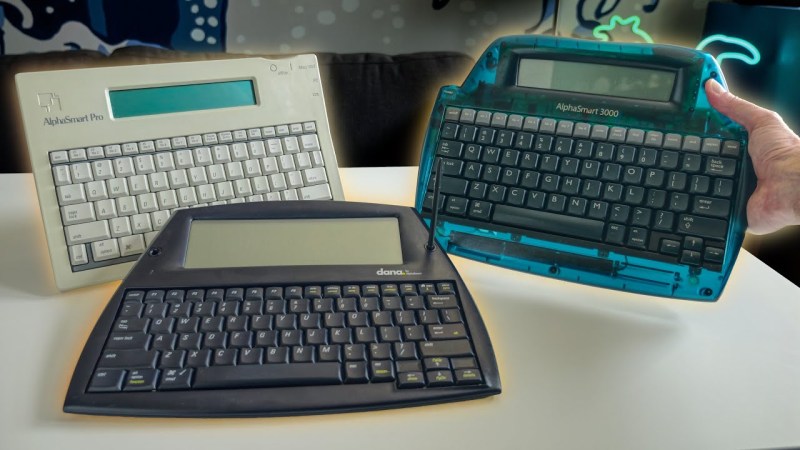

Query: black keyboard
left=423, top=108, right=742, bottom=273
left=88, top=282, right=486, bottom=395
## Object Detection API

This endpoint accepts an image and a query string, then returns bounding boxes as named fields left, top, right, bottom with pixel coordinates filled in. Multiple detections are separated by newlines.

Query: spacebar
left=193, top=363, right=343, bottom=389
left=492, top=205, right=605, bottom=241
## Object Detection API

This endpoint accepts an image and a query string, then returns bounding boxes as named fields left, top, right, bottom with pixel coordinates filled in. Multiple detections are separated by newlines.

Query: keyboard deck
left=88, top=282, right=486, bottom=394
left=51, top=122, right=333, bottom=272
left=423, top=107, right=742, bottom=274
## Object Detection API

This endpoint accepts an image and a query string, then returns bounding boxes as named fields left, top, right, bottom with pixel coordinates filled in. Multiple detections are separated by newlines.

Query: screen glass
left=184, top=218, right=404, bottom=268
left=517, top=59, right=675, bottom=102
left=109, top=80, right=256, bottom=118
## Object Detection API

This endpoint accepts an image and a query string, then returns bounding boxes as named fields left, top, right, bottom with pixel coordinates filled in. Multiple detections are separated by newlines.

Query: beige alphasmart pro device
left=16, top=56, right=344, bottom=290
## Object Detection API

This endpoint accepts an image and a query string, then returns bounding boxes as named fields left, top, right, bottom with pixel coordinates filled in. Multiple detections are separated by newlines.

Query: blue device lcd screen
left=517, top=59, right=675, bottom=102
left=108, top=80, right=256, bottom=118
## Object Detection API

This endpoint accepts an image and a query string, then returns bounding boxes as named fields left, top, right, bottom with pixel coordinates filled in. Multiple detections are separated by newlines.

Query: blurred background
left=1, top=0, right=798, bottom=286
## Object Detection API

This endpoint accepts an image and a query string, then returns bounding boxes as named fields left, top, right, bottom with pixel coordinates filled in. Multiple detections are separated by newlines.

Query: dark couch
left=0, top=47, right=474, bottom=172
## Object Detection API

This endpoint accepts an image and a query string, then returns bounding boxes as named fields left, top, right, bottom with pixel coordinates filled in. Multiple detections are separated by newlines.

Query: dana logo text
left=376, top=268, right=422, bottom=276
left=43, top=113, right=105, bottom=127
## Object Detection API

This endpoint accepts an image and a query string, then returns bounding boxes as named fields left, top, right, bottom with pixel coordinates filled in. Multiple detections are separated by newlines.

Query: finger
left=705, top=79, right=774, bottom=133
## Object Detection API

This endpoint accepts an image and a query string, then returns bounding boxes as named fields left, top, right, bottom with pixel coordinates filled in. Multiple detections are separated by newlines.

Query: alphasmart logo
left=37, top=92, right=61, bottom=112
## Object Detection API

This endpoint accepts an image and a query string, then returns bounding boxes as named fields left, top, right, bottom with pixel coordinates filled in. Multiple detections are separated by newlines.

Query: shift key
left=65, top=220, right=111, bottom=245
left=420, top=339, right=474, bottom=357
left=677, top=214, right=727, bottom=239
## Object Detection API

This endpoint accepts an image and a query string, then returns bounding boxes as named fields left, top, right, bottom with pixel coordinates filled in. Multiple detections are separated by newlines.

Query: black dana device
left=64, top=199, right=500, bottom=417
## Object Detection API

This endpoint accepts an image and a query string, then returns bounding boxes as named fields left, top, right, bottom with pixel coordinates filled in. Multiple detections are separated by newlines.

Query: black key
left=624, top=186, right=645, bottom=205
left=306, top=328, right=327, bottom=345
left=88, top=369, right=126, bottom=392
left=464, top=162, right=482, bottom=180
left=540, top=155, right=559, bottom=172
left=446, top=197, right=468, bottom=215
left=437, top=140, right=463, bottom=158
left=451, top=357, right=478, bottom=369
left=520, top=152, right=539, bottom=169
left=567, top=197, right=587, bottom=216
left=595, top=143, right=614, bottom=161
left=225, top=288, right=244, bottom=302
left=159, top=350, right=186, bottom=368
left=616, top=145, right=636, bottom=163
left=371, top=360, right=396, bottom=382
left=230, top=331, right=253, bottom=348
left=265, top=346, right=289, bottom=363
left=469, top=181, right=488, bottom=199
left=165, top=290, right=185, bottom=302
left=574, top=140, right=594, bottom=158
left=500, top=149, right=520, bottom=166
left=610, top=204, right=630, bottom=223
left=526, top=190, right=546, bottom=209
left=200, top=316, right=224, bottom=332
left=359, top=297, right=380, bottom=311
left=397, top=372, right=426, bottom=389
left=547, top=194, right=567, bottom=212
left=482, top=147, right=501, bottom=164
left=637, top=148, right=658, bottom=166
left=705, top=247, right=725, bottom=263
left=501, top=168, right=521, bottom=185
left=601, top=163, right=621, bottom=181
left=355, top=327, right=377, bottom=343
left=255, top=330, right=278, bottom=347
left=683, top=153, right=702, bottom=173
left=344, top=344, right=366, bottom=361
left=497, top=130, right=515, bottom=147
left=281, top=330, right=303, bottom=346
left=582, top=180, right=602, bottom=198
left=587, top=201, right=608, bottom=220
left=318, top=345, right=342, bottom=362
left=520, top=171, right=540, bottom=188
left=124, top=290, right=145, bottom=302
left=631, top=207, right=652, bottom=227
left=660, top=239, right=681, bottom=256
left=659, top=151, right=679, bottom=169
left=455, top=369, right=484, bottom=385
left=667, top=172, right=687, bottom=191
left=265, top=287, right=283, bottom=300
left=681, top=250, right=702, bottom=266
left=144, top=290, right=165, bottom=303
left=292, top=346, right=314, bottom=363
left=313, top=298, right=334, bottom=313
left=372, top=311, right=393, bottom=327
left=123, top=369, right=159, bottom=391
left=194, top=363, right=342, bottom=389
left=336, top=297, right=357, bottom=312
left=424, top=357, right=451, bottom=370
left=98, top=349, right=159, bottom=369
left=299, top=313, right=321, bottom=329
left=205, top=288, right=224, bottom=302
left=343, top=285, right=361, bottom=298
left=345, top=362, right=369, bottom=383
left=554, top=137, right=573, bottom=155
left=627, top=227, right=648, bottom=249
left=670, top=193, right=690, bottom=212
left=535, top=135, right=553, bottom=152
left=677, top=215, right=727, bottom=239
left=394, top=342, right=418, bottom=360
left=705, top=157, right=736, bottom=177
left=381, top=297, right=403, bottom=311
left=713, top=178, right=734, bottom=197
left=482, top=165, right=501, bottom=183
left=419, top=340, right=474, bottom=358
left=203, top=332, right=227, bottom=349
left=159, top=368, right=193, bottom=390
left=692, top=196, right=730, bottom=218
left=514, top=132, right=535, bottom=150
left=264, top=299, right=285, bottom=314
left=603, top=183, right=623, bottom=202
left=623, top=166, right=643, bottom=185
left=114, top=317, right=150, bottom=333
left=394, top=310, right=416, bottom=326
left=426, top=295, right=457, bottom=309
left=106, top=332, right=150, bottom=350
left=169, top=302, right=192, bottom=318
left=242, top=300, right=263, bottom=315
left=439, top=158, right=464, bottom=176
left=644, top=169, right=665, bottom=188
left=217, top=301, right=239, bottom=316
left=186, top=349, right=212, bottom=368
left=561, top=176, right=580, bottom=195
left=684, top=236, right=704, bottom=251
left=647, top=189, right=667, bottom=209
left=193, top=302, right=216, bottom=317
left=605, top=223, right=626, bottom=245
left=396, top=360, right=423, bottom=373
left=403, top=325, right=425, bottom=341
left=213, top=348, right=237, bottom=366
left=540, top=174, right=559, bottom=192
left=178, top=333, right=202, bottom=350
left=370, top=343, right=392, bottom=360
left=275, top=314, right=297, bottom=330
left=427, top=370, right=454, bottom=387
left=152, top=333, right=177, bottom=351
left=185, top=289, right=205, bottom=302
left=458, top=125, right=478, bottom=142
left=347, top=312, right=369, bottom=327
left=285, top=286, right=303, bottom=299
left=120, top=302, right=143, bottom=317
left=428, top=324, right=468, bottom=340
left=507, top=188, right=526, bottom=206
left=245, top=287, right=264, bottom=301
left=250, top=315, right=271, bottom=330
left=476, top=128, right=496, bottom=145
left=493, top=204, right=605, bottom=241
left=289, top=298, right=310, bottom=314
left=442, top=309, right=463, bottom=324
left=441, top=122, right=459, bottom=140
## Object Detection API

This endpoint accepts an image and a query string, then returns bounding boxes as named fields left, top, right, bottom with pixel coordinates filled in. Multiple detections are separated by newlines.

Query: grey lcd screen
left=517, top=59, right=675, bottom=102
left=184, top=218, right=404, bottom=268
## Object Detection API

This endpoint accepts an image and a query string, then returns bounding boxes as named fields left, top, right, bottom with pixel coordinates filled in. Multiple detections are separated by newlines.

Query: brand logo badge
left=376, top=268, right=422, bottom=276
left=37, top=93, right=61, bottom=112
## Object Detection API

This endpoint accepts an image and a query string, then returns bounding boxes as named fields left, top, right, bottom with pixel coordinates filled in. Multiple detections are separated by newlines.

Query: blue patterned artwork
left=0, top=0, right=227, bottom=55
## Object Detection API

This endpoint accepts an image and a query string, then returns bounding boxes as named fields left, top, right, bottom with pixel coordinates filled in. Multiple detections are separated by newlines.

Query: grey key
left=663, top=133, right=682, bottom=149
left=609, top=127, right=627, bottom=143
left=475, top=110, right=492, bottom=126
left=459, top=109, right=476, bottom=124
left=65, top=220, right=111, bottom=245
left=57, top=184, right=87, bottom=206
left=507, top=114, right=524, bottom=130
left=522, top=116, right=540, bottom=132
left=701, top=138, right=721, bottom=155
left=683, top=136, right=702, bottom=152
left=645, top=131, right=664, bottom=147
left=591, top=125, right=609, bottom=140
left=573, top=123, right=591, bottom=138
left=299, top=184, right=332, bottom=200
left=626, top=129, right=645, bottom=145
left=722, top=140, right=741, bottom=157
left=556, top=120, right=574, bottom=136
left=491, top=112, right=508, bottom=128
left=445, top=107, right=461, bottom=121
left=539, top=118, right=556, bottom=134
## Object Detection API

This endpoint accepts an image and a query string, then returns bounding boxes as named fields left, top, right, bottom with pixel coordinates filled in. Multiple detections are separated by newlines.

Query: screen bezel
left=499, top=50, right=688, bottom=110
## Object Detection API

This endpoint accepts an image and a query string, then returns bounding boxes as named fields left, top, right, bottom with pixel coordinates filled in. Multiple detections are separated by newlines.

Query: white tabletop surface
left=1, top=168, right=798, bottom=450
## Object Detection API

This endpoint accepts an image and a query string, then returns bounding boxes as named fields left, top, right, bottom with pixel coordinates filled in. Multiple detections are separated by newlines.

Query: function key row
left=124, top=283, right=457, bottom=304
left=443, top=106, right=740, bottom=157
left=49, top=122, right=318, bottom=165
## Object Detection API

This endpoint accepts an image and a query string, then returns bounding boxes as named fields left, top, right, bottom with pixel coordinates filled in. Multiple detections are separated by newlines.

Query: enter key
left=427, top=324, right=468, bottom=340
left=692, top=196, right=730, bottom=218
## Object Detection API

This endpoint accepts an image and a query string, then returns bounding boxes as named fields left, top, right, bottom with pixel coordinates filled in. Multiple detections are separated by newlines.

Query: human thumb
left=705, top=79, right=774, bottom=133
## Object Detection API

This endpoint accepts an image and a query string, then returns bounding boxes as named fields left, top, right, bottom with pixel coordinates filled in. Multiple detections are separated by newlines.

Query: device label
left=556, top=102, right=620, bottom=118
left=376, top=268, right=422, bottom=276
left=43, top=113, right=105, bottom=127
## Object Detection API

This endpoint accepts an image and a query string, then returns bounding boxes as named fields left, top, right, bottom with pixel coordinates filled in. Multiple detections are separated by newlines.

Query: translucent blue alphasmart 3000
left=415, top=36, right=754, bottom=301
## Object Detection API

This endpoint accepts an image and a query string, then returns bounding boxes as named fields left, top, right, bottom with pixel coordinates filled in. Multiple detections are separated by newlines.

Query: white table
left=1, top=168, right=798, bottom=450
